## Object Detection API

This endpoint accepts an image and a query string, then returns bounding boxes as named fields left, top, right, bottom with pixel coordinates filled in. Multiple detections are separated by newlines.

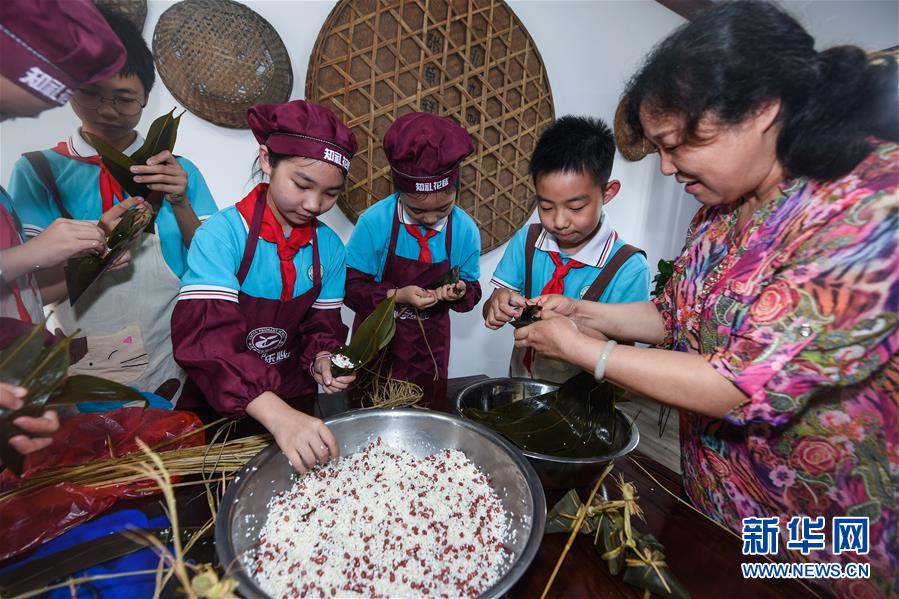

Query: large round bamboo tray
left=307, top=0, right=555, bottom=253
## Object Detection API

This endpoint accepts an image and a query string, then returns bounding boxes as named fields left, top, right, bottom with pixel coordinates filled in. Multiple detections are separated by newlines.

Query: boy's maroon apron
left=353, top=211, right=455, bottom=402
left=178, top=189, right=320, bottom=418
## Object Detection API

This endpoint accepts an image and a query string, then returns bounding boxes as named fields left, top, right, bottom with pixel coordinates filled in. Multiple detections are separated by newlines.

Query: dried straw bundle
left=0, top=423, right=269, bottom=503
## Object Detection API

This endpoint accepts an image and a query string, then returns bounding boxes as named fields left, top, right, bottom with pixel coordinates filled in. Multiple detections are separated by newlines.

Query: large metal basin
left=215, top=408, right=546, bottom=598
left=453, top=378, right=640, bottom=489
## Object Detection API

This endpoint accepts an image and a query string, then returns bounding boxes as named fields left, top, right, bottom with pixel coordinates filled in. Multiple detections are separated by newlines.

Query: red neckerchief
left=540, top=252, right=586, bottom=295
left=0, top=203, right=39, bottom=323
left=236, top=184, right=314, bottom=302
left=404, top=224, right=440, bottom=263
left=51, top=140, right=124, bottom=212
left=523, top=253, right=585, bottom=374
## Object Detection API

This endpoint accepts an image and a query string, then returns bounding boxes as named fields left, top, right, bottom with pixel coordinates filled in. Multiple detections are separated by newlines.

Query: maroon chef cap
left=247, top=100, right=357, bottom=173
left=383, top=112, right=474, bottom=194
left=0, top=0, right=127, bottom=106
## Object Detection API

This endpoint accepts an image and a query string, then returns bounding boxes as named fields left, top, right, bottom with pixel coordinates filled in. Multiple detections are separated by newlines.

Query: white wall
left=1, top=1, right=896, bottom=378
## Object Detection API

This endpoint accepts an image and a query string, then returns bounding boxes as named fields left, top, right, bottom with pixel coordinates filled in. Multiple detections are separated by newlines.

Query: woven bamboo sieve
left=93, top=0, right=148, bottom=31
left=307, top=0, right=555, bottom=253
left=152, top=0, right=293, bottom=129
left=614, top=95, right=656, bottom=162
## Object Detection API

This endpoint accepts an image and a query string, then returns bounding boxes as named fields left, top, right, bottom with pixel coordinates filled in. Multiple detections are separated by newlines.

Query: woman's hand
left=313, top=352, right=355, bottom=394
left=513, top=317, right=587, bottom=363
left=246, top=391, right=340, bottom=474
left=15, top=218, right=106, bottom=270
left=532, top=294, right=579, bottom=319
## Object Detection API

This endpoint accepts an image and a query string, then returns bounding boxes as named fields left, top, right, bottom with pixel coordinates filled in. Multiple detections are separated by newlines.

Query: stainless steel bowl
left=215, top=408, right=546, bottom=599
left=453, top=378, right=640, bottom=490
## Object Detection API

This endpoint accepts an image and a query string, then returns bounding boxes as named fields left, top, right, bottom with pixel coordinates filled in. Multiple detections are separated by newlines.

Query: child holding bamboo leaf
left=1, top=0, right=129, bottom=457
left=483, top=117, right=650, bottom=383
left=172, top=100, right=357, bottom=474
left=345, top=113, right=482, bottom=399
left=7, top=8, right=218, bottom=404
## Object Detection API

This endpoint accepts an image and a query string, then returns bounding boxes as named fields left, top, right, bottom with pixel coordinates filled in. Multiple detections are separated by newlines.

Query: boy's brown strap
left=581, top=244, right=645, bottom=302
left=522, top=223, right=542, bottom=299
left=22, top=151, right=72, bottom=220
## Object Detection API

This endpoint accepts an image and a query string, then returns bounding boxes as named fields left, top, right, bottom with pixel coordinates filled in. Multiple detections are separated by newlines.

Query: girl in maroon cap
left=345, top=112, right=482, bottom=400
left=171, top=100, right=357, bottom=472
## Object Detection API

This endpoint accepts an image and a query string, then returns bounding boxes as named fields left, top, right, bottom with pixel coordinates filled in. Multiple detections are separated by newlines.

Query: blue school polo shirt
left=491, top=219, right=650, bottom=303
left=178, top=205, right=345, bottom=308
left=346, top=193, right=480, bottom=281
left=7, top=129, right=218, bottom=278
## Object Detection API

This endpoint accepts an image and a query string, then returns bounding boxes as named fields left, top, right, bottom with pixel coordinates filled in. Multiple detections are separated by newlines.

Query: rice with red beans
left=249, top=437, right=511, bottom=597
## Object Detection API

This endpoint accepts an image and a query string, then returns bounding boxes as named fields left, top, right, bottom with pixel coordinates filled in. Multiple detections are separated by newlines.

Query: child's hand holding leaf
left=484, top=287, right=525, bottom=329
left=1, top=381, right=58, bottom=456
left=130, top=149, right=188, bottom=203
left=533, top=293, right=578, bottom=319
left=313, top=352, right=356, bottom=394
left=394, top=285, right=438, bottom=309
left=434, top=281, right=466, bottom=302
left=98, top=197, right=147, bottom=235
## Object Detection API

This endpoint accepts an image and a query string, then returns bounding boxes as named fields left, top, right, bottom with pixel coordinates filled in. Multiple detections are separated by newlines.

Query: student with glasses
left=70, top=87, right=147, bottom=116
left=7, top=7, right=218, bottom=407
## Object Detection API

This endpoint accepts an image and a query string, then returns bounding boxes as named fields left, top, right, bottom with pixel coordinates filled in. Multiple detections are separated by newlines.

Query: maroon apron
left=353, top=209, right=454, bottom=402
left=176, top=192, right=321, bottom=426
left=236, top=189, right=322, bottom=403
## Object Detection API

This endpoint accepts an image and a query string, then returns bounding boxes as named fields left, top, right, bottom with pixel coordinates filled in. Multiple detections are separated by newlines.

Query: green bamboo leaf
left=131, top=109, right=172, bottom=164
left=0, top=320, right=47, bottom=383
left=652, top=258, right=675, bottom=298
left=82, top=132, right=147, bottom=198
left=158, top=110, right=183, bottom=155
left=131, top=108, right=182, bottom=165
left=545, top=489, right=596, bottom=534
left=65, top=206, right=149, bottom=304
left=509, top=303, right=542, bottom=329
left=427, top=265, right=460, bottom=290
left=597, top=513, right=627, bottom=575
left=331, top=295, right=397, bottom=375
left=47, top=374, right=145, bottom=406
left=622, top=560, right=690, bottom=599
left=1, top=337, right=71, bottom=475
left=19, top=337, right=71, bottom=406
left=106, top=206, right=144, bottom=249
left=462, top=373, right=621, bottom=457
left=347, top=294, right=397, bottom=365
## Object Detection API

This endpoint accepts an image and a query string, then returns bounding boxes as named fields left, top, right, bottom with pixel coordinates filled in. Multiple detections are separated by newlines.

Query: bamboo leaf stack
left=0, top=321, right=145, bottom=475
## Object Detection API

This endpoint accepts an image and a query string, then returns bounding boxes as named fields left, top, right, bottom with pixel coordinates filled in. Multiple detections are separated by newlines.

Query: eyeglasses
left=72, top=89, right=146, bottom=116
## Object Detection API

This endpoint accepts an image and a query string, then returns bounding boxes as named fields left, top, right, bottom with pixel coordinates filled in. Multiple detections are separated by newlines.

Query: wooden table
left=6, top=376, right=821, bottom=598
left=312, top=376, right=817, bottom=598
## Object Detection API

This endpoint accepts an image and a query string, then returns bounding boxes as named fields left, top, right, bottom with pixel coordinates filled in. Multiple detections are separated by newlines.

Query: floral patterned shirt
left=654, top=141, right=898, bottom=598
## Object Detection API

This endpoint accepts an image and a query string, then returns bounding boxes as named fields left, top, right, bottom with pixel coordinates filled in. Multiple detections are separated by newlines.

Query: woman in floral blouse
left=513, top=2, right=897, bottom=597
